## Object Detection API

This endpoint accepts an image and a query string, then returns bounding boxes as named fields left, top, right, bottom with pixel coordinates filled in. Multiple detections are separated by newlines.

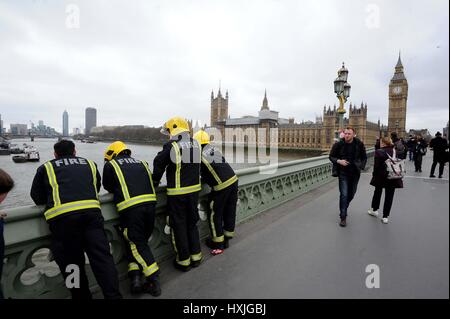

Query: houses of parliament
left=209, top=55, right=408, bottom=151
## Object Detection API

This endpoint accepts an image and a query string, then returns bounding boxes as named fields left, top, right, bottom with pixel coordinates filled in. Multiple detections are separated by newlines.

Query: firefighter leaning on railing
left=102, top=141, right=161, bottom=297
left=30, top=139, right=122, bottom=299
left=193, top=130, right=238, bottom=255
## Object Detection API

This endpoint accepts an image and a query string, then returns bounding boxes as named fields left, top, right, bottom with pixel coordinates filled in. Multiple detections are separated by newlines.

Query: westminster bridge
left=2, top=150, right=448, bottom=299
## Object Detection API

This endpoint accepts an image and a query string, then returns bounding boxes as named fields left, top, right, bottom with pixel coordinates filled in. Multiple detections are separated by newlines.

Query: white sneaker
left=381, top=218, right=389, bottom=224
left=368, top=209, right=379, bottom=217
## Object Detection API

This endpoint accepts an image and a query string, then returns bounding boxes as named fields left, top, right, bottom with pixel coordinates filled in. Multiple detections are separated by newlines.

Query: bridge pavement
left=115, top=154, right=449, bottom=299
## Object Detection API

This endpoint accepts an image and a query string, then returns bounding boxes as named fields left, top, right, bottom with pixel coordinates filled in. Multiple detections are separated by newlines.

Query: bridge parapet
left=1, top=149, right=374, bottom=298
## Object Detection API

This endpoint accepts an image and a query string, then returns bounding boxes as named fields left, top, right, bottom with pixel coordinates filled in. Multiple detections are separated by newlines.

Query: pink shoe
left=211, top=249, right=224, bottom=256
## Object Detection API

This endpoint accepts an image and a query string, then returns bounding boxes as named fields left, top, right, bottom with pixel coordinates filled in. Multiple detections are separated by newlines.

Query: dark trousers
left=167, top=192, right=202, bottom=268
left=430, top=160, right=445, bottom=177
left=338, top=173, right=360, bottom=219
left=371, top=187, right=396, bottom=218
left=414, top=153, right=423, bottom=171
left=207, top=182, right=238, bottom=248
left=119, top=203, right=159, bottom=279
left=0, top=220, right=4, bottom=300
left=49, top=210, right=122, bottom=299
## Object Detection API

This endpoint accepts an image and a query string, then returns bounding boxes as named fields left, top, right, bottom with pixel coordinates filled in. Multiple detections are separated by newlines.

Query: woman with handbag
left=367, top=137, right=404, bottom=224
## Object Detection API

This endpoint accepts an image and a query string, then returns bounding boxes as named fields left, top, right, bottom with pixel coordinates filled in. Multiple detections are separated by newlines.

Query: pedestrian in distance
left=0, top=169, right=14, bottom=300
left=391, top=132, right=407, bottom=160
left=329, top=127, right=368, bottom=227
left=413, top=136, right=428, bottom=173
left=103, top=141, right=161, bottom=297
left=368, top=137, right=404, bottom=224
left=406, top=135, right=417, bottom=161
left=429, top=131, right=449, bottom=178
left=30, top=140, right=122, bottom=299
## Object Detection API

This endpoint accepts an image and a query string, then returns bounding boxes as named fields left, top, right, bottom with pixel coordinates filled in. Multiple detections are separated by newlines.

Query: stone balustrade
left=1, top=149, right=374, bottom=298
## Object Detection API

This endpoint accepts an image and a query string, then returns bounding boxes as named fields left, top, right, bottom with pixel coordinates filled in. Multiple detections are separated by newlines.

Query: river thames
left=0, top=138, right=321, bottom=209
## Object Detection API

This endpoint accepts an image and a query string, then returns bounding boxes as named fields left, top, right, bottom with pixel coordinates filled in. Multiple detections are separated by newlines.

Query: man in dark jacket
left=329, top=127, right=367, bottom=227
left=406, top=135, right=417, bottom=161
left=429, top=132, right=449, bottom=178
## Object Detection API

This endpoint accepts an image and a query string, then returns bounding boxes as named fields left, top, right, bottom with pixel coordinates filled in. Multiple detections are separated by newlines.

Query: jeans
left=0, top=219, right=4, bottom=300
left=371, top=187, right=396, bottom=218
left=409, top=150, right=414, bottom=161
left=338, top=173, right=360, bottom=219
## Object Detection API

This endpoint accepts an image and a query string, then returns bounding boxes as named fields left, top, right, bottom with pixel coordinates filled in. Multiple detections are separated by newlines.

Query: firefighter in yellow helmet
left=103, top=141, right=161, bottom=296
left=153, top=117, right=203, bottom=271
left=193, top=130, right=238, bottom=255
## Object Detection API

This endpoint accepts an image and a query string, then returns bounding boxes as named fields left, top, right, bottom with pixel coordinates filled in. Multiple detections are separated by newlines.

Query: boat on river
left=12, top=146, right=40, bottom=163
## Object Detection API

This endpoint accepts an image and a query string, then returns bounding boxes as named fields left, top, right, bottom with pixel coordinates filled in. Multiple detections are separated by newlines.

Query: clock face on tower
left=393, top=86, right=402, bottom=94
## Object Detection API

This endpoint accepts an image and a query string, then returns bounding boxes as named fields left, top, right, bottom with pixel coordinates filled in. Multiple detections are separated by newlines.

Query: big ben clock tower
left=388, top=53, right=408, bottom=138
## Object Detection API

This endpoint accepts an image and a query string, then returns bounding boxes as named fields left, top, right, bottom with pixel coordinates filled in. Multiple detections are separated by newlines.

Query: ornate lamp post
left=333, top=62, right=351, bottom=132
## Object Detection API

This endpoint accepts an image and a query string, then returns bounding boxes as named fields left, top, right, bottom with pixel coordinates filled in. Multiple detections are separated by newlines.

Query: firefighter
left=153, top=117, right=203, bottom=272
left=30, top=140, right=122, bottom=299
left=102, top=141, right=161, bottom=297
left=193, top=130, right=238, bottom=255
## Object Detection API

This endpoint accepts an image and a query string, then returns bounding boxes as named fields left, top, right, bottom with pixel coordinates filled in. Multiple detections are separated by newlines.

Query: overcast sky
left=0, top=0, right=448, bottom=134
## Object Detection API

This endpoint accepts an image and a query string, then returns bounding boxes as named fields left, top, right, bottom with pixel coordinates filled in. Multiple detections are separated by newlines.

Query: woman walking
left=368, top=137, right=403, bottom=224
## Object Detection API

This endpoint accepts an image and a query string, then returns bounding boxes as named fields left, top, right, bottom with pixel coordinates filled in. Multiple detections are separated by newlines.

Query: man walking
left=329, top=127, right=367, bottom=227
left=429, top=131, right=449, bottom=178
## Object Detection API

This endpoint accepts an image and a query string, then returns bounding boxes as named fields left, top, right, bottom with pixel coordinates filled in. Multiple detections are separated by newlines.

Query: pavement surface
left=118, top=154, right=449, bottom=299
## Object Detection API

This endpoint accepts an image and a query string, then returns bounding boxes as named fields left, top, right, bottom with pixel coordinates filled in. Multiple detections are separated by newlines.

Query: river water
left=0, top=138, right=318, bottom=210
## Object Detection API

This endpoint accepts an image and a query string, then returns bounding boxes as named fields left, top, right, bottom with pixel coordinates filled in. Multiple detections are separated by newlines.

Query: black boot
left=143, top=276, right=161, bottom=297
left=129, top=271, right=142, bottom=295
left=205, top=238, right=224, bottom=250
left=191, top=256, right=203, bottom=268
left=173, top=259, right=191, bottom=272
left=224, top=237, right=231, bottom=249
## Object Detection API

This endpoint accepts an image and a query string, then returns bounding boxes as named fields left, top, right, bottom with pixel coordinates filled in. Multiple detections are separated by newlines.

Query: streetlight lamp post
left=333, top=62, right=351, bottom=134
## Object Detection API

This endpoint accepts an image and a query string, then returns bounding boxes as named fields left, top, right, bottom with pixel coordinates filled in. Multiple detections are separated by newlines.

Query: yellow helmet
left=193, top=130, right=210, bottom=145
left=161, top=117, right=190, bottom=136
left=104, top=141, right=131, bottom=161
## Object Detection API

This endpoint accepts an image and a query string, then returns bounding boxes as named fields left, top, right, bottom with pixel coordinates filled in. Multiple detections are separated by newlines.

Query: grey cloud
left=0, top=0, right=448, bottom=134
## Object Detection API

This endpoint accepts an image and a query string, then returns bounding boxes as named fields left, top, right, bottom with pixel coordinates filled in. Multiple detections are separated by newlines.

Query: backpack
left=383, top=149, right=405, bottom=180
left=394, top=140, right=405, bottom=158
left=417, top=144, right=427, bottom=155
